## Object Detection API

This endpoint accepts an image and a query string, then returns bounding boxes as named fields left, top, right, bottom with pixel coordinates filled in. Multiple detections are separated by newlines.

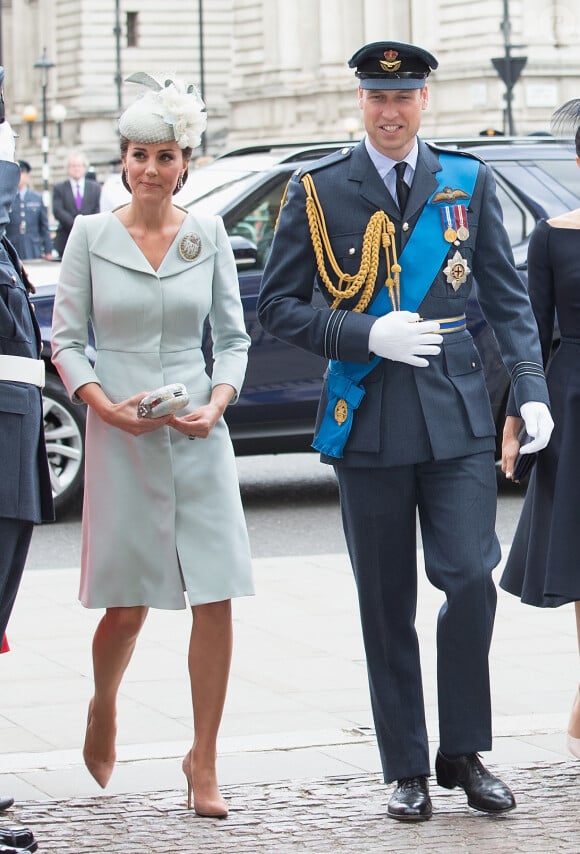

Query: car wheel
left=42, top=373, right=85, bottom=515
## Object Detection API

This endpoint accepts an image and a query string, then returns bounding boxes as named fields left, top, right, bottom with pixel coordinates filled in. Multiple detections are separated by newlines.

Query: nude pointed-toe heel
left=181, top=750, right=228, bottom=818
left=182, top=751, right=194, bottom=810
left=83, top=698, right=116, bottom=788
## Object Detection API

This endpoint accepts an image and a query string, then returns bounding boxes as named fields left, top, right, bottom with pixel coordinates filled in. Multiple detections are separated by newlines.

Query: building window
left=126, top=12, right=138, bottom=48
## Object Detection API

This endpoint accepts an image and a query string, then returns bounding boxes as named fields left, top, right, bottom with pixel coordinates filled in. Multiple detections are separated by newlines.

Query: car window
left=489, top=156, right=580, bottom=262
left=532, top=158, right=580, bottom=198
left=226, top=193, right=286, bottom=269
left=493, top=159, right=580, bottom=217
left=186, top=173, right=266, bottom=214
left=222, top=176, right=292, bottom=271
left=494, top=180, right=535, bottom=246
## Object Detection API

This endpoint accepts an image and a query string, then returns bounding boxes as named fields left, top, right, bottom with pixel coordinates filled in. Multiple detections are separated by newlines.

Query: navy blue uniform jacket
left=6, top=187, right=52, bottom=259
left=257, top=139, right=549, bottom=467
left=0, top=161, right=53, bottom=521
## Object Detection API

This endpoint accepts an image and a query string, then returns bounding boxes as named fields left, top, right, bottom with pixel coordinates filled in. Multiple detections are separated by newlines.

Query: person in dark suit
left=52, top=151, right=101, bottom=257
left=5, top=159, right=53, bottom=259
left=258, top=41, right=554, bottom=822
left=0, top=66, right=53, bottom=845
left=500, top=99, right=580, bottom=760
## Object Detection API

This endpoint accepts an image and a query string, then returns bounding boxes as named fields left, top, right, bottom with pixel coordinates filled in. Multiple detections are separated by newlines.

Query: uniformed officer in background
left=6, top=159, right=53, bottom=260
left=258, top=41, right=554, bottom=822
left=0, top=69, right=54, bottom=846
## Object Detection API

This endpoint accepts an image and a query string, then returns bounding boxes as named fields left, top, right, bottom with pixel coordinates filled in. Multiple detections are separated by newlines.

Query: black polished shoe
left=0, top=827, right=37, bottom=852
left=435, top=750, right=516, bottom=813
left=387, top=775, right=432, bottom=821
left=0, top=800, right=13, bottom=814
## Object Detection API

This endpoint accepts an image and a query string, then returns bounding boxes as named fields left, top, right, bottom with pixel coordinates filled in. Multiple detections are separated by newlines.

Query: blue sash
left=312, top=152, right=479, bottom=458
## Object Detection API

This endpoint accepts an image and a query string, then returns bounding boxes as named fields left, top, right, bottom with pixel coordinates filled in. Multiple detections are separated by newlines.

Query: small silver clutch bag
left=137, top=383, right=189, bottom=418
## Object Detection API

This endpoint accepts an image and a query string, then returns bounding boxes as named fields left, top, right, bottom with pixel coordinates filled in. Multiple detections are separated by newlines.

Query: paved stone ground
left=4, top=761, right=579, bottom=853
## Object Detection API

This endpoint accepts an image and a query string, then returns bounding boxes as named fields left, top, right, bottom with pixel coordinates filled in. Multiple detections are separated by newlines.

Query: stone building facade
left=227, top=0, right=580, bottom=144
left=3, top=0, right=232, bottom=182
left=2, top=0, right=580, bottom=186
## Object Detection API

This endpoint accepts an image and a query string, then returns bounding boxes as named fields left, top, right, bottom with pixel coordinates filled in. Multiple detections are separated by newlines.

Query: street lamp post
left=343, top=117, right=359, bottom=141
left=197, top=0, right=206, bottom=154
left=51, top=103, right=67, bottom=141
left=114, top=0, right=122, bottom=113
left=34, top=47, right=55, bottom=208
left=22, top=104, right=38, bottom=141
left=492, top=0, right=527, bottom=135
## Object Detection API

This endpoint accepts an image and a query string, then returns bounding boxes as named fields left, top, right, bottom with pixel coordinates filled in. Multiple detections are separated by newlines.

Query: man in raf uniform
left=6, top=160, right=53, bottom=259
left=0, top=69, right=53, bottom=842
left=258, top=41, right=553, bottom=822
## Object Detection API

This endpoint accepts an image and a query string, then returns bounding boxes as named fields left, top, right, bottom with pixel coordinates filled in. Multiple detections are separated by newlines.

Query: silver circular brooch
left=179, top=232, right=202, bottom=261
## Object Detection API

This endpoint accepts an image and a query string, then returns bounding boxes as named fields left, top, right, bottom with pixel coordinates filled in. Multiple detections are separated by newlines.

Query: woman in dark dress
left=500, top=99, right=580, bottom=759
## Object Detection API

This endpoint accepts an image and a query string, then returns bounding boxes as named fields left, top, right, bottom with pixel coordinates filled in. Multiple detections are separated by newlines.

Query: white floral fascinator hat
left=118, top=71, right=207, bottom=149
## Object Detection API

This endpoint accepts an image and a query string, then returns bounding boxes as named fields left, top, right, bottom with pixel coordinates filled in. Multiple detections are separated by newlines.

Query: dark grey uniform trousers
left=0, top=517, right=34, bottom=639
left=335, top=451, right=500, bottom=783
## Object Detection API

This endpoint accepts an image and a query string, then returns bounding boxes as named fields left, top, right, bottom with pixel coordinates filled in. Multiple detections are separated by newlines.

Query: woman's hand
left=77, top=383, right=173, bottom=435
left=105, top=392, right=176, bottom=435
left=170, top=401, right=222, bottom=439
left=169, top=383, right=236, bottom=440
left=501, top=415, right=523, bottom=480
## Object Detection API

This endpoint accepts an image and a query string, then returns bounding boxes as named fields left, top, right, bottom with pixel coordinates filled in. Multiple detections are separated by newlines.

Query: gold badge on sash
left=443, top=250, right=471, bottom=290
left=334, top=398, right=348, bottom=425
left=179, top=232, right=202, bottom=261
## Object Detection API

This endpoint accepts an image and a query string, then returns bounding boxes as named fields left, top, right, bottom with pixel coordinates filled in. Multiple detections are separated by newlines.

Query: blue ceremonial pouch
left=312, top=368, right=368, bottom=457
left=512, top=428, right=537, bottom=483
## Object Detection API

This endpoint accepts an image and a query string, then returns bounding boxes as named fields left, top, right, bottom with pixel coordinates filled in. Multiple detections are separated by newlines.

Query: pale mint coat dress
left=51, top=210, right=254, bottom=609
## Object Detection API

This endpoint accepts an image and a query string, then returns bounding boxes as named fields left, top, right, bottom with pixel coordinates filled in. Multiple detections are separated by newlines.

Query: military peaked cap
left=348, top=41, right=438, bottom=90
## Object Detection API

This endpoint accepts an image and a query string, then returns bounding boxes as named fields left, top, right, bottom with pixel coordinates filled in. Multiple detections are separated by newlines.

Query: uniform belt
left=424, top=313, right=467, bottom=333
left=0, top=354, right=45, bottom=387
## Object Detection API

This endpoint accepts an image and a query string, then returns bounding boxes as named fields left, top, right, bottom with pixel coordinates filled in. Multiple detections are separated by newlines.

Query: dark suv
left=29, top=137, right=580, bottom=513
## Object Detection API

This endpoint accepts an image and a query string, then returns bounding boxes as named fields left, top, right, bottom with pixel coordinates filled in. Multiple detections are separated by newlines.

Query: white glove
left=368, top=311, right=443, bottom=367
left=519, top=401, right=554, bottom=453
left=0, top=120, right=16, bottom=162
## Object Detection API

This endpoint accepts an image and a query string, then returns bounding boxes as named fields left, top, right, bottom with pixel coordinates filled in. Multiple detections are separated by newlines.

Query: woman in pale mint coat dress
left=51, top=73, right=253, bottom=818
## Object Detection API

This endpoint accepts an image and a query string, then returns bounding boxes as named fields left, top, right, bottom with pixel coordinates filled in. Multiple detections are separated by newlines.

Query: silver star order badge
left=443, top=250, right=471, bottom=291
left=179, top=232, right=202, bottom=261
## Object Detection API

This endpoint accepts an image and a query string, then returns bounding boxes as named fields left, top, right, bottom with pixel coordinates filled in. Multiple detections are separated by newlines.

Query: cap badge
left=380, top=50, right=401, bottom=72
left=179, top=232, right=202, bottom=261
left=443, top=250, right=471, bottom=291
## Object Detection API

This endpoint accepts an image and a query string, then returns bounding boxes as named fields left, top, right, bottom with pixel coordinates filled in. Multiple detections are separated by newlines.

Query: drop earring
left=176, top=172, right=184, bottom=192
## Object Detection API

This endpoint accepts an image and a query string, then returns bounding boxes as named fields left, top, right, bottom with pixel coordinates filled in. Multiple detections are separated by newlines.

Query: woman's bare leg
left=84, top=605, right=148, bottom=787
left=183, top=599, right=232, bottom=816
